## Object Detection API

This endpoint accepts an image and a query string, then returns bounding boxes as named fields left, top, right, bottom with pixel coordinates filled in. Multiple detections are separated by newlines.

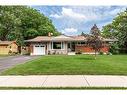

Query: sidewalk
left=0, top=75, right=127, bottom=87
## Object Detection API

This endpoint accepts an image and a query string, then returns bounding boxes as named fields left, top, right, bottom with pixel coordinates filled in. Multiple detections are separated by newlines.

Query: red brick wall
left=75, top=45, right=109, bottom=53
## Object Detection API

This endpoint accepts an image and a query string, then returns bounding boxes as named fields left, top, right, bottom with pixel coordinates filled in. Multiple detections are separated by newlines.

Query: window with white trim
left=51, top=42, right=64, bottom=49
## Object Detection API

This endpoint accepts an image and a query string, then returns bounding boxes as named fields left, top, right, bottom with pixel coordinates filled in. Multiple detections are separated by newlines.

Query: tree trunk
left=95, top=50, right=97, bottom=59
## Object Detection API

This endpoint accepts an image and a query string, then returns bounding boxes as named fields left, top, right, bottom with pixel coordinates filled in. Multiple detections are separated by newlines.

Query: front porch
left=47, top=41, right=79, bottom=55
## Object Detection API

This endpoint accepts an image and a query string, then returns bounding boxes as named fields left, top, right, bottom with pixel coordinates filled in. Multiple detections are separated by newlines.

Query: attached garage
left=33, top=44, right=45, bottom=55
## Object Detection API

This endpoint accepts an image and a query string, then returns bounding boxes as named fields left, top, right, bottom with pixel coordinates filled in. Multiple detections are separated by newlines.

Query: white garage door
left=33, top=45, right=45, bottom=55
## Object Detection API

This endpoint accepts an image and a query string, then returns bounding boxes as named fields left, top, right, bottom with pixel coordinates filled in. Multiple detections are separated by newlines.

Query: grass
left=0, top=87, right=127, bottom=90
left=1, top=55, right=127, bottom=75
left=0, top=55, right=9, bottom=58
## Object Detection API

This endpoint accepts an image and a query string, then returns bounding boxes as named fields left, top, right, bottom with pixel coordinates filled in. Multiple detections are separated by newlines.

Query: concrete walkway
left=0, top=75, right=127, bottom=87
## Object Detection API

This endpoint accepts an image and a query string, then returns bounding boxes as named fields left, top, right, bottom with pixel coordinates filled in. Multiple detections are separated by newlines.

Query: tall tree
left=0, top=6, right=60, bottom=45
left=0, top=6, right=21, bottom=41
left=101, top=24, right=115, bottom=38
left=87, top=24, right=103, bottom=59
left=102, top=9, right=127, bottom=53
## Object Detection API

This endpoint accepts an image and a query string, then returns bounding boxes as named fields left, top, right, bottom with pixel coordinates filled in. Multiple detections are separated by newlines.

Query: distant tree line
left=0, top=6, right=60, bottom=45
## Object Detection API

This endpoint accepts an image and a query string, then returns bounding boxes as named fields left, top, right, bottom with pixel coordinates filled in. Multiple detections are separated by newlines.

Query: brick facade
left=75, top=45, right=109, bottom=53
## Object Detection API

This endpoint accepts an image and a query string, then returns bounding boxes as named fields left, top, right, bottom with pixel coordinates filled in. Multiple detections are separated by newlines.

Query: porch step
left=68, top=52, right=75, bottom=55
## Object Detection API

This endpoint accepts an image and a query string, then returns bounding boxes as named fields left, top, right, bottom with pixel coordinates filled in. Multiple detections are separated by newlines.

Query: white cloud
left=67, top=6, right=101, bottom=20
left=61, top=27, right=78, bottom=34
left=50, top=7, right=86, bottom=21
left=61, top=7, right=86, bottom=20
left=109, top=7, right=126, bottom=16
left=48, top=6, right=127, bottom=35
left=49, top=7, right=114, bottom=22
left=50, top=14, right=61, bottom=18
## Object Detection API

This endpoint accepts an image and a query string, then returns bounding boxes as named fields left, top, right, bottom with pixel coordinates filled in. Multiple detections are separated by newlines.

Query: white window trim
left=51, top=41, right=64, bottom=50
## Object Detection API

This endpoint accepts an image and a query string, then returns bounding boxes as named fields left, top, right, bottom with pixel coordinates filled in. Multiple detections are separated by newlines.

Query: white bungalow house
left=25, top=33, right=116, bottom=55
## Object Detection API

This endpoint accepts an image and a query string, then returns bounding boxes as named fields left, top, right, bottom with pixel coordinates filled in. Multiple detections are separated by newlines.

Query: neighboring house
left=25, top=33, right=117, bottom=55
left=0, top=41, right=18, bottom=55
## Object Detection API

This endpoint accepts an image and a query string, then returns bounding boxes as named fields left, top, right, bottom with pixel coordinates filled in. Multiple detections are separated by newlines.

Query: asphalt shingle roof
left=25, top=35, right=117, bottom=42
left=0, top=41, right=15, bottom=45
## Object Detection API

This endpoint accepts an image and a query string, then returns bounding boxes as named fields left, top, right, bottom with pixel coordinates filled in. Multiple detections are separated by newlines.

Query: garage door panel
left=33, top=45, right=45, bottom=55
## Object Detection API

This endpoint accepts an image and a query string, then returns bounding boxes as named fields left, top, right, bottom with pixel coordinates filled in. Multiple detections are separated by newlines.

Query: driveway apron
left=0, top=55, right=39, bottom=73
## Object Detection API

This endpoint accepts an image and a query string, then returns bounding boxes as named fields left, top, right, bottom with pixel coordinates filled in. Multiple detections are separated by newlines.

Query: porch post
left=51, top=41, right=53, bottom=49
left=70, top=42, right=72, bottom=51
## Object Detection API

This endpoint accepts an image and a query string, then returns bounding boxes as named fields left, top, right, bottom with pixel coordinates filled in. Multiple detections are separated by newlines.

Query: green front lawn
left=1, top=55, right=127, bottom=75
left=0, top=55, right=9, bottom=59
left=0, top=55, right=9, bottom=57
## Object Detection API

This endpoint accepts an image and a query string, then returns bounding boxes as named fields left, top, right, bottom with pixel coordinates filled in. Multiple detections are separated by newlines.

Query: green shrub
left=21, top=50, right=30, bottom=55
left=24, top=52, right=30, bottom=55
left=107, top=52, right=112, bottom=55
left=76, top=50, right=82, bottom=54
left=8, top=50, right=12, bottom=54
left=109, top=42, right=119, bottom=54
left=99, top=51, right=104, bottom=55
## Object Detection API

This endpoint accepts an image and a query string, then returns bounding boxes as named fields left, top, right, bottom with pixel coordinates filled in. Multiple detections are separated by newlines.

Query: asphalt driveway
left=0, top=55, right=39, bottom=73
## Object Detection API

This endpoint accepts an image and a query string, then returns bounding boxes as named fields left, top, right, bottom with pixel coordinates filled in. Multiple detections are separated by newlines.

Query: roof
left=71, top=35, right=87, bottom=41
left=0, top=41, right=16, bottom=45
left=25, top=35, right=75, bottom=42
left=25, top=35, right=117, bottom=42
left=25, top=36, right=52, bottom=42
left=52, top=35, right=75, bottom=41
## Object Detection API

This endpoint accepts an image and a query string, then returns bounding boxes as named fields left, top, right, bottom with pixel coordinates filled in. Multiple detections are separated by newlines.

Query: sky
left=32, top=6, right=126, bottom=36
